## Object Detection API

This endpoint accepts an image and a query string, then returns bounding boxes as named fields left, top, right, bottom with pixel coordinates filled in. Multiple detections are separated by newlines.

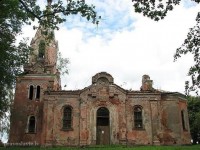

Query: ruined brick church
left=9, top=25, right=191, bottom=146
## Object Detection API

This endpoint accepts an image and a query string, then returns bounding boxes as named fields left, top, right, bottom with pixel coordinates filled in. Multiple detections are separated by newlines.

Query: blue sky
left=21, top=0, right=200, bottom=94
left=61, top=0, right=135, bottom=40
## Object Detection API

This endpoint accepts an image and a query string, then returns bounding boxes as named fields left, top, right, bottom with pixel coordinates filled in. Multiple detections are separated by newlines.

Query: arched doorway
left=96, top=107, right=110, bottom=145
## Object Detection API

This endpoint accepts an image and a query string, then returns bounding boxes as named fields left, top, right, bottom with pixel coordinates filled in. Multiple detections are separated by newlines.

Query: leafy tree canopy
left=187, top=96, right=200, bottom=144
left=132, top=0, right=200, bottom=95
left=0, top=0, right=99, bottom=139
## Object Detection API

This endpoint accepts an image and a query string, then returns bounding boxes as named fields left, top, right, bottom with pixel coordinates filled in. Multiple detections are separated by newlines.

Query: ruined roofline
left=44, top=85, right=175, bottom=96
left=43, top=72, right=185, bottom=96
left=44, top=90, right=81, bottom=95
left=127, top=90, right=185, bottom=96
left=161, top=92, right=186, bottom=99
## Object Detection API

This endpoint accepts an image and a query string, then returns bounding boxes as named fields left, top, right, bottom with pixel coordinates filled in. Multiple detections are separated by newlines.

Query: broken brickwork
left=9, top=27, right=191, bottom=146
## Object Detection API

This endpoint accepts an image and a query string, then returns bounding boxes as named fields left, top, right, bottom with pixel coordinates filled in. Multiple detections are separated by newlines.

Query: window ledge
left=61, top=128, right=73, bottom=131
left=25, top=132, right=36, bottom=134
left=133, top=128, right=145, bottom=131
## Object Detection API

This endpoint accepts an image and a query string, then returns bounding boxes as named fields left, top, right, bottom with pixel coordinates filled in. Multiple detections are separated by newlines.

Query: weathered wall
left=79, top=83, right=127, bottom=145
left=126, top=93, right=161, bottom=145
left=43, top=92, right=80, bottom=146
left=9, top=75, right=59, bottom=144
left=178, top=98, right=191, bottom=144
left=10, top=72, right=191, bottom=146
left=158, top=94, right=191, bottom=145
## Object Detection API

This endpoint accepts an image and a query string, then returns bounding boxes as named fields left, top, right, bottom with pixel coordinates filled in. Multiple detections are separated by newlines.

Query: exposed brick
left=9, top=28, right=191, bottom=146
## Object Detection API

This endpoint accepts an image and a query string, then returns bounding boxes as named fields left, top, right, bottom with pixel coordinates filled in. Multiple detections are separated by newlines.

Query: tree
left=187, top=96, right=200, bottom=144
left=0, top=89, right=13, bottom=141
left=132, top=0, right=200, bottom=95
left=0, top=0, right=99, bottom=141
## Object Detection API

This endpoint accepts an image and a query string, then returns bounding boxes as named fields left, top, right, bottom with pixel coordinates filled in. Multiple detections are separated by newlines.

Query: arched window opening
left=28, top=116, right=36, bottom=133
left=63, top=106, right=72, bottom=130
left=181, top=110, right=186, bottom=130
left=134, top=106, right=143, bottom=129
left=38, top=40, right=45, bottom=58
left=97, top=107, right=109, bottom=126
left=29, top=85, right=34, bottom=100
left=36, top=85, right=40, bottom=99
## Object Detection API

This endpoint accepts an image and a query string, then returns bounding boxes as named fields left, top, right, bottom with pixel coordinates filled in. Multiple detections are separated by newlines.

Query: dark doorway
left=96, top=107, right=110, bottom=145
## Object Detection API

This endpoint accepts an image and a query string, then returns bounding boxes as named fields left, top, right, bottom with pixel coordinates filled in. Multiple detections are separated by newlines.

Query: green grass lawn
left=0, top=145, right=200, bottom=150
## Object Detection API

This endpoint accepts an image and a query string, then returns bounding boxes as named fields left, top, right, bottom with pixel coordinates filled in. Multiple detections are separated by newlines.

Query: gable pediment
left=32, top=62, right=45, bottom=74
left=80, top=72, right=127, bottom=99
left=80, top=82, right=126, bottom=101
left=24, top=61, right=45, bottom=74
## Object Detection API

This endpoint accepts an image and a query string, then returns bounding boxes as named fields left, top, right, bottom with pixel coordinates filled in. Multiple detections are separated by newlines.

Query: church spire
left=23, top=0, right=59, bottom=75
left=25, top=26, right=58, bottom=74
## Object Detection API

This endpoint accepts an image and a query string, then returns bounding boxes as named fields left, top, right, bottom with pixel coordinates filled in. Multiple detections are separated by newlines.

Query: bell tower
left=9, top=1, right=61, bottom=144
left=24, top=26, right=59, bottom=76
left=24, top=0, right=58, bottom=76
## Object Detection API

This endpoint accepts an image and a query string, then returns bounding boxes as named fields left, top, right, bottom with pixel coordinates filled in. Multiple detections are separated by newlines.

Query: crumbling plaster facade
left=9, top=27, right=191, bottom=146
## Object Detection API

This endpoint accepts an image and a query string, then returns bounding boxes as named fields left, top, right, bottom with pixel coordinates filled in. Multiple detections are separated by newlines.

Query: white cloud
left=20, top=0, right=200, bottom=94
